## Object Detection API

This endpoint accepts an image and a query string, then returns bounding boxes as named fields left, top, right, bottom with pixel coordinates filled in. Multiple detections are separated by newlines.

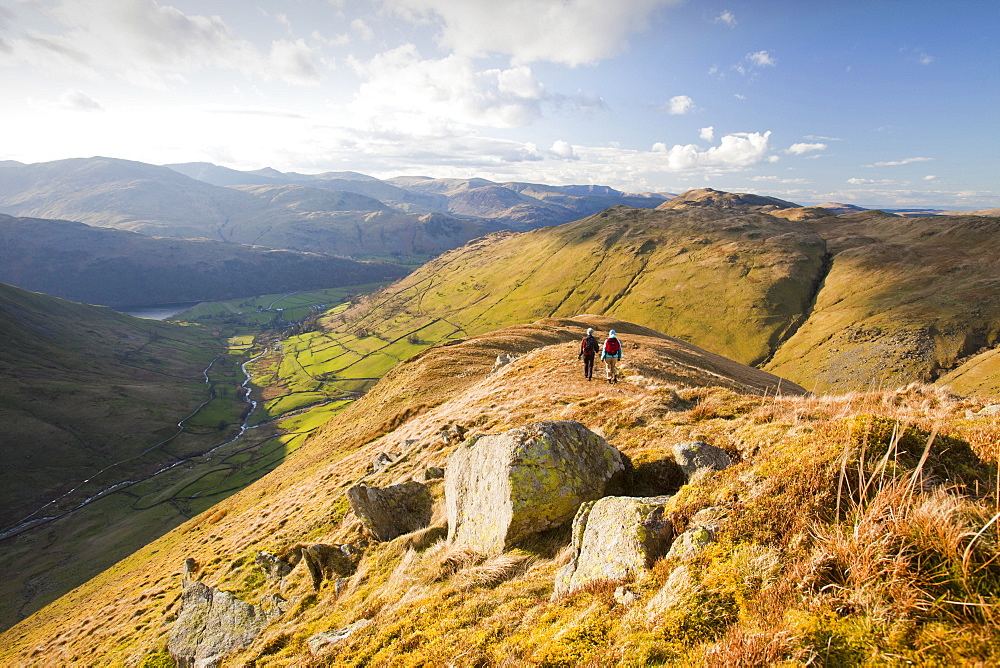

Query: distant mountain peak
left=657, top=188, right=800, bottom=211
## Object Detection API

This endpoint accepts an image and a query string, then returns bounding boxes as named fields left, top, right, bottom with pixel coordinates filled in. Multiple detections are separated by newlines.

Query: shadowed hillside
left=0, top=283, right=221, bottom=528
left=2, top=315, right=996, bottom=665
left=0, top=214, right=410, bottom=307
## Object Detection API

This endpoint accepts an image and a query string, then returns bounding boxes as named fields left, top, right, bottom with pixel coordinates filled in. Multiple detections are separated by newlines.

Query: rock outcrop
left=672, top=441, right=732, bottom=478
left=346, top=481, right=433, bottom=542
left=301, top=544, right=362, bottom=590
left=307, top=619, right=373, bottom=656
left=167, top=578, right=275, bottom=668
left=446, top=421, right=627, bottom=554
left=554, top=495, right=673, bottom=596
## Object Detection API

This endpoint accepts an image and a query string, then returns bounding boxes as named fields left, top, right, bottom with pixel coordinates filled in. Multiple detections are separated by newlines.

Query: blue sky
left=1, top=0, right=997, bottom=208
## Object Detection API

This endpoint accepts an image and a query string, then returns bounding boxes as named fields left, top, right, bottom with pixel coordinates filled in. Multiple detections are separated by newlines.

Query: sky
left=1, top=0, right=998, bottom=209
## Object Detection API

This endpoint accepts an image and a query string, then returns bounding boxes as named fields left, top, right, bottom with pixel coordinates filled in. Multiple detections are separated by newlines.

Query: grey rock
left=182, top=557, right=198, bottom=584
left=254, top=551, right=292, bottom=582
left=665, top=506, right=724, bottom=562
left=308, top=619, right=373, bottom=655
left=492, top=353, right=521, bottom=372
left=554, top=495, right=673, bottom=596
left=979, top=404, right=1000, bottom=416
left=168, top=579, right=276, bottom=668
left=371, top=452, right=399, bottom=473
left=446, top=421, right=627, bottom=554
left=301, top=544, right=362, bottom=590
left=672, top=441, right=732, bottom=478
left=420, top=466, right=445, bottom=481
left=346, top=481, right=433, bottom=542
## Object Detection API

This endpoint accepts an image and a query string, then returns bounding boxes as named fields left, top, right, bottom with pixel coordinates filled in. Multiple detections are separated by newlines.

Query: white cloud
left=652, top=131, right=771, bottom=171
left=924, top=175, right=937, bottom=181
left=665, top=95, right=695, bottom=115
left=715, top=11, right=736, bottom=27
left=747, top=51, right=775, bottom=67
left=734, top=50, right=776, bottom=76
left=351, top=18, right=374, bottom=41
left=804, top=134, right=842, bottom=141
left=386, top=0, right=681, bottom=66
left=349, top=45, right=547, bottom=133
left=58, top=88, right=104, bottom=111
left=866, top=157, right=934, bottom=167
left=699, top=126, right=714, bottom=141
left=786, top=142, right=827, bottom=155
left=919, top=52, right=933, bottom=65
left=2, top=0, right=322, bottom=86
left=268, top=39, right=322, bottom=86
left=549, top=140, right=578, bottom=160
left=848, top=177, right=896, bottom=185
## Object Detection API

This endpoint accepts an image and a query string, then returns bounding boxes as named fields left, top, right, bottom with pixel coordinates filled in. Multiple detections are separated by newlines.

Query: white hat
left=609, top=330, right=617, bottom=337
left=586, top=327, right=594, bottom=335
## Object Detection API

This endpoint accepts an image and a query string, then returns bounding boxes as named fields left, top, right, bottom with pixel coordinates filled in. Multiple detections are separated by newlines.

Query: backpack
left=582, top=335, right=599, bottom=354
left=604, top=338, right=621, bottom=356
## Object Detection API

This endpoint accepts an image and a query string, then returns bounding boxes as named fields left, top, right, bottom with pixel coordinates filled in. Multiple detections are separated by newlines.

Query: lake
left=117, top=302, right=202, bottom=320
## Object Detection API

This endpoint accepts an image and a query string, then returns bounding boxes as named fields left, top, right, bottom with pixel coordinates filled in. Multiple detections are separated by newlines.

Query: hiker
left=601, top=330, right=623, bottom=383
left=577, top=327, right=600, bottom=380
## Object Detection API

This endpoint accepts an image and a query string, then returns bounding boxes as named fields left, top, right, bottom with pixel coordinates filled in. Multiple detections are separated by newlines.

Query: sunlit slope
left=338, top=206, right=827, bottom=367
left=766, top=213, right=1000, bottom=393
left=0, top=315, right=806, bottom=664
left=0, top=282, right=219, bottom=526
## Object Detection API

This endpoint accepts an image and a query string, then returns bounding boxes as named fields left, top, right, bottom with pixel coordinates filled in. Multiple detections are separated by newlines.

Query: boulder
left=420, top=466, right=445, bottom=481
left=167, top=579, right=275, bottom=668
left=371, top=452, right=399, bottom=473
left=307, top=619, right=372, bottom=655
left=255, top=551, right=292, bottom=582
left=301, top=544, right=362, bottom=590
left=672, top=441, right=732, bottom=478
left=554, top=495, right=673, bottom=596
left=346, top=481, right=433, bottom=542
left=446, top=421, right=627, bottom=554
left=665, top=507, right=724, bottom=562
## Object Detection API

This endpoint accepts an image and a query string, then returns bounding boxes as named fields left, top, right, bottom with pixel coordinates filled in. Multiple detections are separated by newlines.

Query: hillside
left=0, top=214, right=410, bottom=307
left=2, top=315, right=997, bottom=665
left=323, top=197, right=1000, bottom=394
left=0, top=158, right=485, bottom=258
left=0, top=282, right=222, bottom=527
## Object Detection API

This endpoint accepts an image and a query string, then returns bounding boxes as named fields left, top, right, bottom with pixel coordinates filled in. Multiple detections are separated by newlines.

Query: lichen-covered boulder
left=672, top=441, right=732, bottom=478
left=346, top=481, right=433, bottom=542
left=554, top=495, right=673, bottom=596
left=167, top=580, right=275, bottom=668
left=446, top=421, right=627, bottom=554
left=665, top=507, right=724, bottom=561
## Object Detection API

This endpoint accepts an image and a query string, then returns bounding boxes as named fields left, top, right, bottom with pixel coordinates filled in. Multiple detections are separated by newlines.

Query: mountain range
left=0, top=213, right=409, bottom=307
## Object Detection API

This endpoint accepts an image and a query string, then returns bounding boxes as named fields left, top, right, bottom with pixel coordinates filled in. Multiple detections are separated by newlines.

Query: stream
left=0, top=350, right=267, bottom=542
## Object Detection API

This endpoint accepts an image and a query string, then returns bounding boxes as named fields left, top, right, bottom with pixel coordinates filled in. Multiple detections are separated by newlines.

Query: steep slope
left=0, top=214, right=410, bottom=306
left=2, top=315, right=997, bottom=665
left=0, top=158, right=485, bottom=258
left=0, top=282, right=220, bottom=527
left=766, top=213, right=1000, bottom=392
